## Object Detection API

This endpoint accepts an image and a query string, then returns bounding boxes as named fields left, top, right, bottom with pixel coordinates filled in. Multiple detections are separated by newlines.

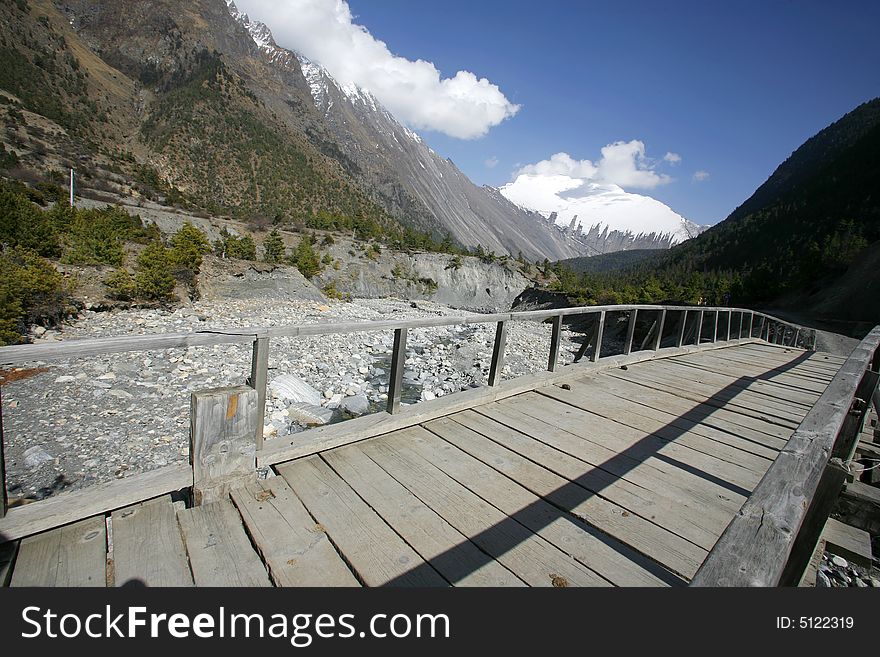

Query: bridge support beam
left=190, top=386, right=258, bottom=505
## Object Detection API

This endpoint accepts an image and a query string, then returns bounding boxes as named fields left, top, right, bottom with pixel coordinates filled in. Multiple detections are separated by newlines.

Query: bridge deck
left=2, top=342, right=846, bottom=587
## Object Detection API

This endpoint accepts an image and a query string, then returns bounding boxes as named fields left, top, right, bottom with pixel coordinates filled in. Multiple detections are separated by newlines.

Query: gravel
left=2, top=296, right=587, bottom=502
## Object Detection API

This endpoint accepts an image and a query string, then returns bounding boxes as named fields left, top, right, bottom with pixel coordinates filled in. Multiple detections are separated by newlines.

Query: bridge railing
left=691, top=325, right=880, bottom=587
left=0, top=304, right=809, bottom=538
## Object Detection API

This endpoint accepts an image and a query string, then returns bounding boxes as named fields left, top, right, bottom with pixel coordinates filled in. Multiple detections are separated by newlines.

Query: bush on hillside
left=0, top=247, right=71, bottom=345
left=262, top=229, right=285, bottom=263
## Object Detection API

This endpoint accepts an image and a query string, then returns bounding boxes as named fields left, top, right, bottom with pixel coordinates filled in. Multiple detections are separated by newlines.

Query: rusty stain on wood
left=226, top=394, right=238, bottom=421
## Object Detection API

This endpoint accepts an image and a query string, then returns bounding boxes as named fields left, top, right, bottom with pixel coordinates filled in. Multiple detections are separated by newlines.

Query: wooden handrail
left=0, top=303, right=812, bottom=524
left=691, top=325, right=880, bottom=587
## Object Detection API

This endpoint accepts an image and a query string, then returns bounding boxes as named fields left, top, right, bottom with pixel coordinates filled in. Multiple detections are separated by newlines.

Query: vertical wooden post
left=488, top=321, right=508, bottom=386
left=249, top=335, right=269, bottom=451
left=0, top=389, right=6, bottom=519
left=762, top=317, right=770, bottom=341
left=793, top=328, right=800, bottom=348
left=592, top=311, right=606, bottom=362
left=677, top=310, right=688, bottom=347
left=624, top=310, right=638, bottom=355
left=548, top=314, right=563, bottom=372
left=653, top=309, right=667, bottom=351
left=387, top=328, right=407, bottom=414
left=725, top=311, right=732, bottom=341
left=696, top=310, right=704, bottom=344
left=748, top=312, right=754, bottom=338
left=738, top=312, right=744, bottom=339
left=712, top=311, right=719, bottom=342
left=190, top=386, right=258, bottom=505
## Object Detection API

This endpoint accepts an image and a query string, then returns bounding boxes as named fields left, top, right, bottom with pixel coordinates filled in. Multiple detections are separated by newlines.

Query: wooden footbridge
left=1, top=305, right=878, bottom=587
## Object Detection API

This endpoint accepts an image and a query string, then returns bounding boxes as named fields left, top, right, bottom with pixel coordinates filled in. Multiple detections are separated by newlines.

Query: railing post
left=793, top=328, right=800, bottom=349
left=387, top=328, right=407, bottom=414
left=748, top=312, right=754, bottom=338
left=762, top=317, right=769, bottom=341
left=677, top=310, right=687, bottom=347
left=712, top=311, right=719, bottom=342
left=548, top=314, right=563, bottom=372
left=0, top=389, right=6, bottom=519
left=725, top=311, right=732, bottom=341
left=696, top=310, right=704, bottom=344
left=738, top=312, right=744, bottom=339
left=190, top=386, right=258, bottom=505
left=624, top=309, right=637, bottom=355
left=653, top=309, right=667, bottom=351
left=488, top=320, right=508, bottom=386
left=592, top=311, right=606, bottom=362
left=249, top=335, right=269, bottom=451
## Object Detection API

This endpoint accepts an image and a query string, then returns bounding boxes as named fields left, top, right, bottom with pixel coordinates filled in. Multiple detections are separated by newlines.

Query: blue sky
left=336, top=0, right=879, bottom=225
left=236, top=0, right=880, bottom=227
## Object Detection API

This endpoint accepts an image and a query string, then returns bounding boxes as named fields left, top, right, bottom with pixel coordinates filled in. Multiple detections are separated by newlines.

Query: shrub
left=0, top=247, right=70, bottom=345
left=214, top=228, right=256, bottom=260
left=322, top=281, right=346, bottom=300
left=104, top=268, right=137, bottom=301
left=169, top=222, right=211, bottom=272
left=134, top=241, right=176, bottom=300
left=262, top=229, right=285, bottom=263
left=288, top=235, right=321, bottom=278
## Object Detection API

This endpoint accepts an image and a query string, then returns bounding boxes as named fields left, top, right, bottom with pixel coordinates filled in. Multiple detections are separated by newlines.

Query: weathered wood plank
left=322, top=446, right=524, bottom=587
left=11, top=515, right=106, bottom=587
left=487, top=320, right=508, bottom=386
left=668, top=353, right=830, bottom=395
left=0, top=464, right=192, bottom=542
left=580, top=373, right=793, bottom=441
left=540, top=385, right=775, bottom=471
left=230, top=477, right=359, bottom=587
left=112, top=496, right=193, bottom=587
left=362, top=432, right=610, bottom=587
left=478, top=400, right=738, bottom=534
left=696, top=350, right=838, bottom=383
left=250, top=336, right=270, bottom=451
left=424, top=416, right=699, bottom=581
left=0, top=540, right=18, bottom=586
left=177, top=500, right=272, bottom=587
left=453, top=408, right=720, bottom=549
left=257, top=339, right=762, bottom=468
left=191, top=386, right=258, bottom=505
left=510, top=392, right=760, bottom=497
left=692, top=327, right=880, bottom=587
left=277, top=456, right=446, bottom=587
left=821, top=518, right=873, bottom=568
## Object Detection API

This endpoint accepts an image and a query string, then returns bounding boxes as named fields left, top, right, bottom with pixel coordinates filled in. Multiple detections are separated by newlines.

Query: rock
left=33, top=326, right=46, bottom=337
left=324, top=388, right=334, bottom=399
left=341, top=394, right=370, bottom=416
left=269, top=374, right=323, bottom=406
left=831, top=555, right=848, bottom=568
left=54, top=375, right=76, bottom=384
left=107, top=389, right=133, bottom=399
left=870, top=578, right=880, bottom=588
left=855, top=577, right=868, bottom=587
left=24, top=446, right=55, bottom=468
left=286, top=402, right=334, bottom=426
left=422, top=390, right=436, bottom=401
left=816, top=571, right=831, bottom=587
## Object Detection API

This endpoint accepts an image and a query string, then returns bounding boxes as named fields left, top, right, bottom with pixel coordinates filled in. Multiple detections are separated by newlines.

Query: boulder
left=269, top=374, right=323, bottom=406
left=341, top=394, right=370, bottom=416
left=286, top=402, right=334, bottom=426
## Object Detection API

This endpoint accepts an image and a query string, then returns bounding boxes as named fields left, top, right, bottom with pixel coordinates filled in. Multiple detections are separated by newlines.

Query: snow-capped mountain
left=500, top=174, right=705, bottom=248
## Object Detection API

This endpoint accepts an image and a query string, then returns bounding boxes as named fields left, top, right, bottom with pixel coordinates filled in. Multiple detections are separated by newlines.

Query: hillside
left=0, top=0, right=597, bottom=261
left=548, top=97, right=880, bottom=328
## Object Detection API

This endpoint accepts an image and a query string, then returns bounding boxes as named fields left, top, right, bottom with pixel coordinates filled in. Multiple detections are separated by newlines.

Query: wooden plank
left=0, top=540, right=18, bottom=586
left=567, top=374, right=788, bottom=453
left=250, top=336, right=270, bottom=451
left=703, top=350, right=838, bottom=382
left=112, top=496, right=193, bottom=587
left=651, top=359, right=821, bottom=407
left=362, top=432, right=611, bottom=587
left=670, top=353, right=830, bottom=394
left=277, top=456, right=446, bottom=587
left=511, top=392, right=760, bottom=496
left=476, top=401, right=736, bottom=534
left=177, top=500, right=272, bottom=587
left=322, top=446, right=524, bottom=587
left=739, top=343, right=846, bottom=367
left=593, top=310, right=606, bottom=361
left=606, top=369, right=802, bottom=428
left=798, top=537, right=826, bottom=587
left=487, top=320, right=508, bottom=386
left=452, top=409, right=720, bottom=550
left=541, top=385, right=775, bottom=472
left=191, top=386, right=258, bottom=505
left=387, top=328, right=407, bottom=414
left=11, top=515, right=106, bottom=587
left=424, top=416, right=700, bottom=581
left=580, top=373, right=793, bottom=441
left=692, top=327, right=880, bottom=587
left=230, top=477, right=359, bottom=587
left=821, top=518, right=873, bottom=568
left=0, top=464, right=192, bottom=542
left=257, top=339, right=763, bottom=468
left=608, top=367, right=806, bottom=426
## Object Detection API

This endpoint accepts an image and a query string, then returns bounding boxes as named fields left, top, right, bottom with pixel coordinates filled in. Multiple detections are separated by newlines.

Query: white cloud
left=664, top=152, right=681, bottom=165
left=514, top=140, right=672, bottom=191
left=484, top=156, right=499, bottom=169
left=693, top=170, right=710, bottom=182
left=233, top=0, right=519, bottom=139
